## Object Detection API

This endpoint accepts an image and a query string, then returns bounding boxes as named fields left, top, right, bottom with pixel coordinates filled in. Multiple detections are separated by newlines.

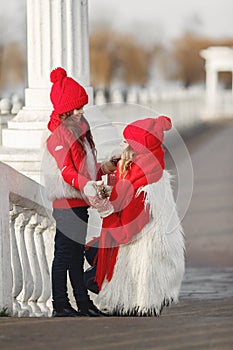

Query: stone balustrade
left=0, top=162, right=54, bottom=317
left=1, top=87, right=232, bottom=125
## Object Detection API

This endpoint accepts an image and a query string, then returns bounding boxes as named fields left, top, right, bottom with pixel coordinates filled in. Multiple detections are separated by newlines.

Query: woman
left=85, top=116, right=185, bottom=316
left=43, top=67, right=114, bottom=317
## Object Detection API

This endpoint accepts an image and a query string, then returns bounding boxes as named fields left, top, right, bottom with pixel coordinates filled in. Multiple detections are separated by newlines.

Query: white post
left=25, top=0, right=91, bottom=111
left=0, top=173, right=13, bottom=315
left=205, top=64, right=217, bottom=112
left=232, top=71, right=233, bottom=98
left=200, top=47, right=219, bottom=120
left=2, top=0, right=93, bottom=149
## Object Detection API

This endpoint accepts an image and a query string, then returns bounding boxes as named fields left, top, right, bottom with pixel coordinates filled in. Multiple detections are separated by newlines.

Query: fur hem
left=109, top=295, right=176, bottom=316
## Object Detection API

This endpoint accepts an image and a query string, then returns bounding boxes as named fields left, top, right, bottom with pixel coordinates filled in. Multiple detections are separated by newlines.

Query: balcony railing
left=0, top=162, right=54, bottom=317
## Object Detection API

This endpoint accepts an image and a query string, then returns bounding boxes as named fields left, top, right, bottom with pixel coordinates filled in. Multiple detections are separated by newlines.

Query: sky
left=1, top=0, right=233, bottom=47
left=89, top=0, right=233, bottom=44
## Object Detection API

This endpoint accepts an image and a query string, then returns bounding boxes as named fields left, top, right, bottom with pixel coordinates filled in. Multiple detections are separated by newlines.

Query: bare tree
left=90, top=29, right=117, bottom=87
left=90, top=28, right=151, bottom=87
left=0, top=0, right=26, bottom=95
left=114, top=34, right=149, bottom=86
left=0, top=42, right=26, bottom=93
left=171, top=34, right=213, bottom=87
left=171, top=34, right=233, bottom=88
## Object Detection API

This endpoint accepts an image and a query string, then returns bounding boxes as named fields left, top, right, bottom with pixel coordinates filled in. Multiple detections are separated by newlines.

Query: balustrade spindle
left=9, top=205, right=24, bottom=316
left=25, top=213, right=44, bottom=317
left=35, top=217, right=52, bottom=316
left=41, top=221, right=55, bottom=314
left=15, top=211, right=34, bottom=317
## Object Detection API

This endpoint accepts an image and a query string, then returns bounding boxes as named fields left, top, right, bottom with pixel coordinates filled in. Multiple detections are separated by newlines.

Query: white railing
left=0, top=162, right=55, bottom=317
left=1, top=87, right=232, bottom=124
left=94, top=87, right=233, bottom=124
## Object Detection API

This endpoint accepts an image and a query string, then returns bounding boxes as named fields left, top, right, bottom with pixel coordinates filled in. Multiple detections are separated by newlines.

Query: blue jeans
left=52, top=206, right=89, bottom=308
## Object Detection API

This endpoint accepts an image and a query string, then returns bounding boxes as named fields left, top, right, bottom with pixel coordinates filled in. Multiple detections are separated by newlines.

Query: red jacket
left=93, top=150, right=166, bottom=289
left=46, top=116, right=102, bottom=208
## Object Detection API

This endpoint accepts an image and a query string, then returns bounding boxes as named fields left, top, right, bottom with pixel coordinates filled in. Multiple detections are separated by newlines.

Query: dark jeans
left=52, top=206, right=89, bottom=308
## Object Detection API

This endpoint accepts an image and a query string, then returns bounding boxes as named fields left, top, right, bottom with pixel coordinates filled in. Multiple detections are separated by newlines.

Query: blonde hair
left=118, top=145, right=135, bottom=178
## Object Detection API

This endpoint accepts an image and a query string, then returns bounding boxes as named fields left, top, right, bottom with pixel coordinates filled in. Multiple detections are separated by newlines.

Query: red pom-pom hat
left=123, top=116, right=172, bottom=154
left=50, top=67, right=88, bottom=114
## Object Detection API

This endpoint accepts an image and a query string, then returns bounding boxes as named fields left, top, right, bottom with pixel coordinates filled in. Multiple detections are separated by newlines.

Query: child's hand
left=84, top=181, right=114, bottom=217
left=95, top=181, right=112, bottom=199
left=101, top=160, right=116, bottom=174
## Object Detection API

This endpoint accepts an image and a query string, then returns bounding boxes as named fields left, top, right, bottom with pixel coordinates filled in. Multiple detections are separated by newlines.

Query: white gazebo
left=200, top=46, right=233, bottom=119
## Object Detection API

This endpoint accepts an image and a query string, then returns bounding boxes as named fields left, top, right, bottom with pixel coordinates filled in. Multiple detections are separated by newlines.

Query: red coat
left=46, top=114, right=102, bottom=208
left=94, top=149, right=166, bottom=290
left=86, top=116, right=173, bottom=295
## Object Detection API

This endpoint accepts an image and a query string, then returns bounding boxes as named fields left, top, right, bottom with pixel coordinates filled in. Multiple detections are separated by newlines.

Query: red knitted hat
left=123, top=115, right=172, bottom=154
left=50, top=67, right=88, bottom=114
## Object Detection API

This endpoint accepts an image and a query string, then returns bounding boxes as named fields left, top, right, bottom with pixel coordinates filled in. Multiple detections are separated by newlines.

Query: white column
left=25, top=0, right=91, bottom=112
left=232, top=72, right=233, bottom=98
left=205, top=63, right=218, bottom=111
left=2, top=0, right=92, bottom=149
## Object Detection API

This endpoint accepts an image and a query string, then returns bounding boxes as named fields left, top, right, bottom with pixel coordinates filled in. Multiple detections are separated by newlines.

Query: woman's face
left=120, top=139, right=129, bottom=151
left=61, top=106, right=84, bottom=122
left=72, top=106, right=84, bottom=122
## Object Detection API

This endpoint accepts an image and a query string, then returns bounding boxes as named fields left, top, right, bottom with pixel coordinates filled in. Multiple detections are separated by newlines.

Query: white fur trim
left=84, top=138, right=97, bottom=181
left=96, top=171, right=185, bottom=316
left=41, top=142, right=84, bottom=202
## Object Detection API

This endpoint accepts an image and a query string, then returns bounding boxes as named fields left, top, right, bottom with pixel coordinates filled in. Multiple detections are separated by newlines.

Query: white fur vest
left=41, top=131, right=96, bottom=202
left=96, top=171, right=185, bottom=316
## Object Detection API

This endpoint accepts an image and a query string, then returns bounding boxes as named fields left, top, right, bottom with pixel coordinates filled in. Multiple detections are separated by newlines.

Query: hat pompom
left=50, top=67, right=67, bottom=83
left=157, top=116, right=172, bottom=131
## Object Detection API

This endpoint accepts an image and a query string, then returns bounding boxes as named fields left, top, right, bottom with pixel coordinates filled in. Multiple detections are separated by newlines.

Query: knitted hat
left=50, top=67, right=88, bottom=114
left=123, top=116, right=172, bottom=154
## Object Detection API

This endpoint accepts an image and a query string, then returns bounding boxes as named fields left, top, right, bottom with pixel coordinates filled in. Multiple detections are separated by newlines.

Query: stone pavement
left=180, top=120, right=233, bottom=268
left=0, top=297, right=232, bottom=350
left=0, top=120, right=233, bottom=350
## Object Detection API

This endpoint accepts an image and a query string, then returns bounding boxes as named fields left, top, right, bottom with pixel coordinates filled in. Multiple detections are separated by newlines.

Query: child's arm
left=101, top=191, right=150, bottom=244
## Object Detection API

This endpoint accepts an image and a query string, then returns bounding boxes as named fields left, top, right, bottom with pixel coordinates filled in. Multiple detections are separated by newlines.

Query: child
left=84, top=116, right=185, bottom=316
left=43, top=67, right=114, bottom=317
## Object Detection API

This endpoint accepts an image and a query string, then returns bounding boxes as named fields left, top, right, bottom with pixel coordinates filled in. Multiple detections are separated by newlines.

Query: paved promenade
left=0, top=119, right=233, bottom=349
left=181, top=120, right=233, bottom=268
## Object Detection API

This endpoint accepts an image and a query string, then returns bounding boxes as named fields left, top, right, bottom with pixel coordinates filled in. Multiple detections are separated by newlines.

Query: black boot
left=52, top=302, right=81, bottom=317
left=83, top=266, right=99, bottom=294
left=77, top=298, right=109, bottom=317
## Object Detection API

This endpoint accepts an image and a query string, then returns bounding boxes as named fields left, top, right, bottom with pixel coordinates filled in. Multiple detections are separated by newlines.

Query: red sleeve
left=47, top=134, right=90, bottom=191
left=101, top=191, right=150, bottom=244
left=60, top=151, right=90, bottom=190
